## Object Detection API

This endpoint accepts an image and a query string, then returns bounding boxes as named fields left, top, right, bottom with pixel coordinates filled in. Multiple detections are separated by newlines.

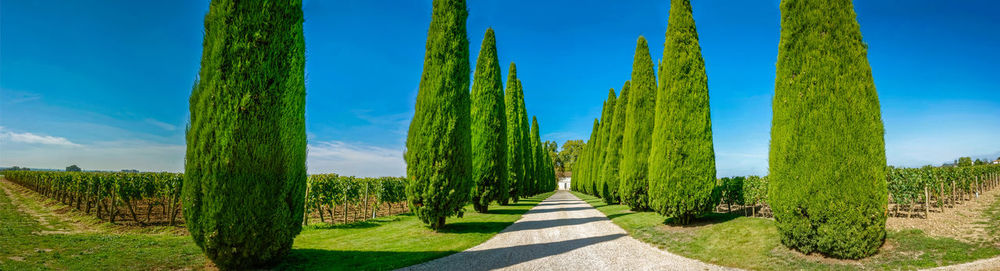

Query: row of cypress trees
left=574, top=0, right=887, bottom=260
left=182, top=0, right=556, bottom=268
left=574, top=0, right=715, bottom=225
left=405, top=0, right=557, bottom=231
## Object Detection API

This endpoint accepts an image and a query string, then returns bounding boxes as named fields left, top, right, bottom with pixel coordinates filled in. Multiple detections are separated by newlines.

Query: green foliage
left=529, top=116, right=543, bottom=196
left=601, top=82, right=630, bottom=204
left=66, top=165, right=81, bottom=172
left=558, top=140, right=585, bottom=173
left=183, top=0, right=307, bottom=267
left=593, top=89, right=617, bottom=200
left=405, top=0, right=472, bottom=230
left=957, top=157, right=973, bottom=167
left=305, top=174, right=407, bottom=224
left=769, top=0, right=887, bottom=259
left=742, top=175, right=768, bottom=210
left=470, top=28, right=508, bottom=213
left=647, top=0, right=716, bottom=224
left=718, top=177, right=745, bottom=207
left=504, top=63, right=530, bottom=203
left=573, top=120, right=599, bottom=194
left=619, top=36, right=657, bottom=211
left=886, top=165, right=999, bottom=206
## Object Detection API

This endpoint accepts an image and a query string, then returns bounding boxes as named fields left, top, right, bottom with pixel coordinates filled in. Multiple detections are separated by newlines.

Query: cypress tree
left=504, top=63, right=528, bottom=203
left=601, top=81, right=630, bottom=203
left=529, top=117, right=541, bottom=196
left=517, top=81, right=533, bottom=198
left=593, top=89, right=617, bottom=199
left=404, top=0, right=472, bottom=230
left=183, top=0, right=307, bottom=268
left=578, top=119, right=600, bottom=194
left=648, top=0, right=717, bottom=225
left=619, top=36, right=657, bottom=210
left=470, top=28, right=507, bottom=213
left=769, top=0, right=887, bottom=259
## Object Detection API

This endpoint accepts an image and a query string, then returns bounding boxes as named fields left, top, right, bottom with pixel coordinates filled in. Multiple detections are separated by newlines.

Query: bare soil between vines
left=887, top=187, right=1000, bottom=246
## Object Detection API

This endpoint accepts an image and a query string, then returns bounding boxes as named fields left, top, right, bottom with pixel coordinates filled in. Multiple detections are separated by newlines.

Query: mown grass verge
left=571, top=191, right=1000, bottom=270
left=0, top=178, right=553, bottom=271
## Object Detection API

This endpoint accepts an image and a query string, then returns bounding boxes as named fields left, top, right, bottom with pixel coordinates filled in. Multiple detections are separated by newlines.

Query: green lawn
left=0, top=179, right=553, bottom=271
left=572, top=191, right=1000, bottom=270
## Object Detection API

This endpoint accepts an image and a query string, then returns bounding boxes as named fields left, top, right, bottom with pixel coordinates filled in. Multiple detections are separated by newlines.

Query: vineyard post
left=924, top=187, right=929, bottom=218
left=939, top=183, right=945, bottom=212
left=952, top=180, right=956, bottom=205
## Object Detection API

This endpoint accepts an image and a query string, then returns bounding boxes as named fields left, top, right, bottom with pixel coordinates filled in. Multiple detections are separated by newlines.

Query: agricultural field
left=0, top=174, right=554, bottom=270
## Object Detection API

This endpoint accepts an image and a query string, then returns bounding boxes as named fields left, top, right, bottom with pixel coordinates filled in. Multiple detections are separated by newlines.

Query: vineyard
left=0, top=171, right=411, bottom=227
left=304, top=174, right=408, bottom=225
left=886, top=165, right=1000, bottom=218
left=710, top=164, right=1000, bottom=220
left=2, top=171, right=183, bottom=225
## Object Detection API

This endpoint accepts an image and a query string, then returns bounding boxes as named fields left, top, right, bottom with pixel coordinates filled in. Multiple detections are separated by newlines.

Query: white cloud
left=0, top=127, right=81, bottom=147
left=307, top=140, right=405, bottom=177
left=144, top=118, right=177, bottom=131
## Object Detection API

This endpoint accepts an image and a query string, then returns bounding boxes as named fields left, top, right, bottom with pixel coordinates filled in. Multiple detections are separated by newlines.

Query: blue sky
left=2, top=0, right=998, bottom=177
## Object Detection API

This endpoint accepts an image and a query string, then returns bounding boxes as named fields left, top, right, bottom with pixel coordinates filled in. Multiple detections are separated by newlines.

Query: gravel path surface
left=922, top=256, right=1000, bottom=271
left=400, top=190, right=736, bottom=271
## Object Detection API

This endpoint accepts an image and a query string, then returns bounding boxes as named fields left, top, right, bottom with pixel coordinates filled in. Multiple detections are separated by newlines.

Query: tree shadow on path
left=403, top=233, right=628, bottom=271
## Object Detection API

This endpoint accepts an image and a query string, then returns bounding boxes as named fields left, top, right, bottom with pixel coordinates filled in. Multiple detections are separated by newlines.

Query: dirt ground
left=886, top=186, right=1000, bottom=245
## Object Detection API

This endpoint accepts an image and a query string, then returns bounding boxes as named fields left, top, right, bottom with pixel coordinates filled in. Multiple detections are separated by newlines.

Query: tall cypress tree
left=601, top=81, right=630, bottom=203
left=183, top=0, right=307, bottom=268
left=516, top=80, right=533, bottom=198
left=504, top=63, right=528, bottom=203
left=470, top=28, right=507, bottom=213
left=619, top=36, right=657, bottom=210
left=578, top=119, right=600, bottom=194
left=770, top=0, right=887, bottom=259
left=404, top=0, right=472, bottom=230
left=648, top=0, right=716, bottom=225
left=529, top=116, right=543, bottom=196
left=593, top=89, right=617, bottom=199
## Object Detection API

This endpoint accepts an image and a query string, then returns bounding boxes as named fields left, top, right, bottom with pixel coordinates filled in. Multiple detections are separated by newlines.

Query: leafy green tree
left=957, top=157, right=973, bottom=167
left=601, top=81, right=630, bottom=203
left=66, top=165, right=82, bottom=172
left=470, top=28, right=507, bottom=213
left=593, top=89, right=617, bottom=199
left=559, top=140, right=585, bottom=173
left=769, top=0, right=887, bottom=259
left=404, top=0, right=472, bottom=230
left=183, top=0, right=307, bottom=267
left=648, top=0, right=717, bottom=225
left=504, top=63, right=530, bottom=203
left=619, top=36, right=657, bottom=210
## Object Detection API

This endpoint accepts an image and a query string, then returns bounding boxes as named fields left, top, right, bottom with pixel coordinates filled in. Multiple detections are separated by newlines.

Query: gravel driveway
left=399, top=190, right=736, bottom=271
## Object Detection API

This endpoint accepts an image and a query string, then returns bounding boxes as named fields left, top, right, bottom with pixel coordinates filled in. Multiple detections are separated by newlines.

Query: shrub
left=405, top=0, right=472, bottom=230
left=183, top=0, right=307, bottom=268
left=769, top=0, right=887, bottom=259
